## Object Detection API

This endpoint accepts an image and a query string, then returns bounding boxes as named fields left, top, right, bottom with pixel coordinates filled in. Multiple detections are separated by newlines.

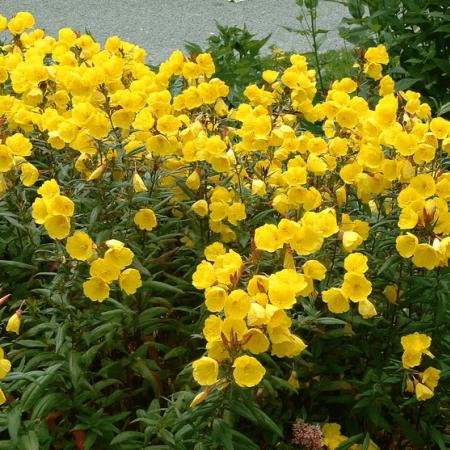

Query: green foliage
left=340, top=0, right=450, bottom=107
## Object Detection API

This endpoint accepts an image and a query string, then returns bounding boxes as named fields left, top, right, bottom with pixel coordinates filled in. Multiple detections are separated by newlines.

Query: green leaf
left=0, top=260, right=36, bottom=270
left=212, top=419, right=233, bottom=450
left=337, top=434, right=364, bottom=450
left=18, top=431, right=39, bottom=450
left=7, top=406, right=21, bottom=443
left=110, top=431, right=143, bottom=446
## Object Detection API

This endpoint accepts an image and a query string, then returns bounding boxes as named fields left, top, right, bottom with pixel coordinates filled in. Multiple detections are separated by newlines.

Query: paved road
left=1, top=0, right=348, bottom=64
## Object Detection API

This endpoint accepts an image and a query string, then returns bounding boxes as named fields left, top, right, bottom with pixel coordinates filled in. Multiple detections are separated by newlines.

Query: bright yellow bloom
left=134, top=208, right=157, bottom=231
left=401, top=332, right=433, bottom=368
left=192, top=261, right=217, bottom=290
left=37, top=179, right=60, bottom=199
left=412, top=244, right=438, bottom=270
left=90, top=258, right=120, bottom=282
left=254, top=224, right=284, bottom=253
left=268, top=269, right=307, bottom=309
left=242, top=329, right=270, bottom=354
left=6, top=133, right=32, bottom=157
left=422, top=367, right=441, bottom=391
left=415, top=383, right=434, bottom=401
left=341, top=272, right=372, bottom=302
left=358, top=299, right=377, bottom=319
left=0, top=351, right=11, bottom=380
left=104, top=246, right=134, bottom=270
left=232, top=355, right=265, bottom=387
left=205, top=286, right=227, bottom=312
left=224, top=289, right=251, bottom=319
left=44, top=214, right=71, bottom=240
left=342, top=231, right=363, bottom=252
left=322, top=288, right=349, bottom=313
left=119, top=268, right=142, bottom=295
left=396, top=233, right=418, bottom=258
left=19, top=162, right=39, bottom=186
left=204, top=242, right=226, bottom=262
left=192, top=356, right=219, bottom=386
left=66, top=231, right=95, bottom=261
left=344, top=252, right=368, bottom=274
left=83, top=277, right=110, bottom=302
left=191, top=199, right=209, bottom=217
left=302, top=260, right=326, bottom=280
left=365, top=44, right=389, bottom=65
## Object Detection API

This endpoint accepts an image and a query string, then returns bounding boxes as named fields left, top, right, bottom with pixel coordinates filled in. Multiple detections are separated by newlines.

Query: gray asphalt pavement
left=1, top=1, right=348, bottom=64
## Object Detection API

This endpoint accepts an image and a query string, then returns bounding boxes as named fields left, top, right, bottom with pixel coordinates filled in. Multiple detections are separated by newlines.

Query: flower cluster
left=401, top=332, right=441, bottom=401
left=0, top=9, right=448, bottom=445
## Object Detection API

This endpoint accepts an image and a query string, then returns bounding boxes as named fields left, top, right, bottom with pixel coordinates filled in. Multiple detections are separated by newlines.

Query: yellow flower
left=302, top=260, right=326, bottom=280
left=134, top=208, right=157, bottom=231
left=66, top=231, right=95, bottom=261
left=422, top=367, right=441, bottom=391
left=251, top=179, right=266, bottom=196
left=342, top=231, right=363, bottom=252
left=341, top=272, right=372, bottom=302
left=186, top=171, right=200, bottom=190
left=412, top=244, right=438, bottom=270
left=0, top=349, right=11, bottom=380
left=255, top=224, right=283, bottom=253
left=83, top=277, right=110, bottom=302
left=104, top=246, right=134, bottom=270
left=205, top=286, right=227, bottom=312
left=321, top=423, right=347, bottom=450
left=344, top=252, right=368, bottom=274
left=224, top=289, right=251, bottom=319
left=268, top=269, right=307, bottom=309
left=398, top=207, right=418, bottom=229
left=119, top=268, right=142, bottom=295
left=6, top=133, right=32, bottom=157
left=6, top=311, right=22, bottom=335
left=0, top=389, right=6, bottom=406
left=358, top=299, right=377, bottom=319
left=157, top=115, right=181, bottom=136
left=192, top=261, right=217, bottom=290
left=204, top=242, right=226, bottom=262
left=415, top=383, right=434, bottom=401
left=37, top=179, right=60, bottom=199
left=396, top=233, right=418, bottom=258
left=19, top=162, right=39, bottom=186
left=192, top=356, right=219, bottom=386
left=8, top=11, right=35, bottom=35
left=0, top=145, right=14, bottom=172
left=232, top=355, right=265, bottom=387
left=322, top=288, right=349, bottom=313
left=242, top=329, right=270, bottom=354
left=132, top=173, right=147, bottom=193
left=364, top=44, right=389, bottom=65
left=191, top=199, right=209, bottom=217
left=44, top=214, right=71, bottom=240
left=47, top=195, right=75, bottom=217
left=90, top=258, right=120, bottom=282
left=262, top=70, right=278, bottom=84
left=401, top=332, right=433, bottom=368
left=227, top=202, right=246, bottom=225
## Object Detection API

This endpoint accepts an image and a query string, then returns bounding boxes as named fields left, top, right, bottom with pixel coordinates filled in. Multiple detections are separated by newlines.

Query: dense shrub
left=0, top=10, right=449, bottom=450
